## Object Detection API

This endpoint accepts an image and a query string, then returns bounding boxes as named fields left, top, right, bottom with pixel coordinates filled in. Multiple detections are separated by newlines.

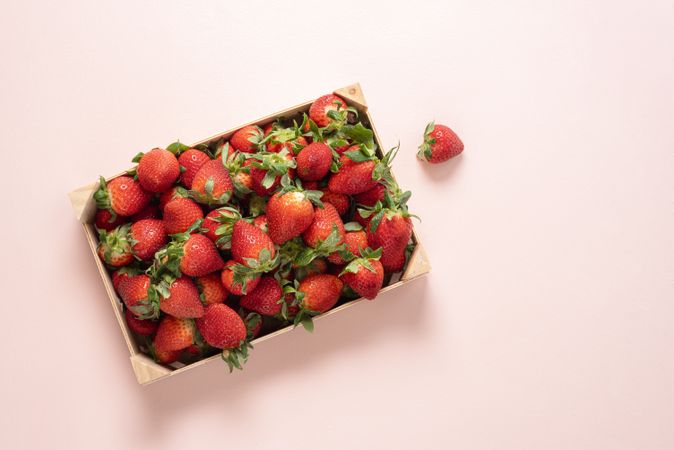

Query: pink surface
left=1, top=1, right=673, bottom=449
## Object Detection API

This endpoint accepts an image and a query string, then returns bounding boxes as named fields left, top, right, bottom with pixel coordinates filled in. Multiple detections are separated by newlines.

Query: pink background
left=1, top=1, right=673, bottom=449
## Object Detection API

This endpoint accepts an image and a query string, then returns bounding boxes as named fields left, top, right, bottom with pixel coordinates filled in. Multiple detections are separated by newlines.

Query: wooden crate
left=68, top=83, right=431, bottom=385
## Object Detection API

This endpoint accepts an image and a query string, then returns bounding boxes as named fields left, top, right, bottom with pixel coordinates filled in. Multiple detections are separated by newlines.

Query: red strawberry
left=190, top=159, right=234, bottom=205
left=179, top=149, right=211, bottom=188
left=328, top=225, right=368, bottom=264
left=159, top=276, right=205, bottom=318
left=417, top=122, right=464, bottom=163
left=353, top=183, right=386, bottom=207
left=129, top=219, right=167, bottom=261
left=116, top=273, right=151, bottom=316
left=124, top=308, right=158, bottom=336
left=230, top=125, right=263, bottom=153
left=231, top=220, right=276, bottom=266
left=239, top=276, right=283, bottom=316
left=154, top=347, right=182, bottom=364
left=327, top=154, right=378, bottom=195
left=367, top=212, right=412, bottom=273
left=163, top=197, right=203, bottom=234
left=137, top=148, right=180, bottom=193
left=309, top=94, right=347, bottom=127
left=202, top=206, right=241, bottom=249
left=97, top=224, right=133, bottom=267
left=95, top=176, right=151, bottom=217
left=320, top=188, right=350, bottom=216
left=196, top=303, right=246, bottom=349
left=302, top=181, right=319, bottom=190
left=95, top=209, right=126, bottom=231
left=298, top=274, right=343, bottom=313
left=221, top=260, right=261, bottom=295
left=159, top=186, right=188, bottom=211
left=302, top=203, right=345, bottom=249
left=249, top=151, right=296, bottom=196
left=154, top=315, right=194, bottom=352
left=296, top=142, right=332, bottom=181
left=268, top=135, right=308, bottom=154
left=339, top=248, right=384, bottom=300
left=240, top=310, right=263, bottom=338
left=252, top=215, right=268, bottom=233
left=267, top=190, right=318, bottom=245
left=131, top=203, right=161, bottom=221
left=196, top=272, right=228, bottom=305
left=180, top=234, right=225, bottom=277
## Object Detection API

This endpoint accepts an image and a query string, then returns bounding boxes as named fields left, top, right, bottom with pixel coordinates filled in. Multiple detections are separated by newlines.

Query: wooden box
left=68, top=83, right=431, bottom=385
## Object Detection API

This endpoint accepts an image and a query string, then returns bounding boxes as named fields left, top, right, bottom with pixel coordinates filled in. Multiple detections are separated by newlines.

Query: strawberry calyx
left=97, top=223, right=133, bottom=264
left=259, top=121, right=306, bottom=154
left=247, top=149, right=297, bottom=189
left=357, top=182, right=418, bottom=234
left=339, top=247, right=382, bottom=276
left=223, top=145, right=253, bottom=197
left=248, top=194, right=267, bottom=216
left=282, top=279, right=317, bottom=332
left=277, top=175, right=324, bottom=207
left=323, top=104, right=358, bottom=133
left=93, top=176, right=116, bottom=217
left=245, top=126, right=266, bottom=151
left=221, top=339, right=254, bottom=372
left=205, top=207, right=242, bottom=250
left=230, top=247, right=280, bottom=293
left=416, top=121, right=436, bottom=162
left=243, top=312, right=262, bottom=340
left=166, top=140, right=191, bottom=156
left=295, top=225, right=348, bottom=267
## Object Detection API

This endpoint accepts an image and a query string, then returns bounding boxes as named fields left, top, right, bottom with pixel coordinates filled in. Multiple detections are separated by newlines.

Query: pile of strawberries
left=94, top=94, right=416, bottom=371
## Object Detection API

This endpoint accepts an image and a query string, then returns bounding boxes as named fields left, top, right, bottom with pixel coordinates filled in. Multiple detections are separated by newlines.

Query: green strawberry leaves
left=166, top=140, right=191, bottom=156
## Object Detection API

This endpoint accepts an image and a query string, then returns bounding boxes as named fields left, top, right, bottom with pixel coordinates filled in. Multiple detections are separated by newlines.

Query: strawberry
left=196, top=272, right=228, bottom=305
left=367, top=212, right=412, bottom=272
left=163, top=197, right=203, bottom=235
left=248, top=150, right=296, bottom=196
left=240, top=310, right=263, bottom=339
left=116, top=273, right=151, bottom=316
left=154, top=315, right=194, bottom=352
left=159, top=186, right=188, bottom=211
left=178, top=149, right=211, bottom=188
left=97, top=224, right=134, bottom=267
left=417, top=122, right=464, bottom=163
left=124, top=308, right=158, bottom=336
left=190, top=159, right=234, bottom=206
left=231, top=125, right=264, bottom=153
left=339, top=248, right=384, bottom=300
left=296, top=142, right=332, bottom=181
left=266, top=180, right=323, bottom=245
left=328, top=222, right=368, bottom=264
left=158, top=276, right=205, bottom=318
left=129, top=219, right=167, bottom=261
left=302, top=203, right=345, bottom=249
left=221, top=260, right=261, bottom=295
left=179, top=234, right=225, bottom=277
left=309, top=94, right=347, bottom=127
left=154, top=347, right=182, bottom=364
left=95, top=209, right=126, bottom=231
left=328, top=144, right=398, bottom=195
left=131, top=203, right=161, bottom=221
left=252, top=215, right=268, bottom=233
left=95, top=175, right=151, bottom=217
left=202, top=206, right=241, bottom=249
left=353, top=183, right=386, bottom=207
left=292, top=274, right=343, bottom=331
left=136, top=148, right=180, bottom=193
left=264, top=124, right=308, bottom=154
left=231, top=220, right=277, bottom=266
left=239, top=276, right=283, bottom=316
left=196, top=303, right=246, bottom=349
left=224, top=150, right=254, bottom=197
left=320, top=188, right=350, bottom=216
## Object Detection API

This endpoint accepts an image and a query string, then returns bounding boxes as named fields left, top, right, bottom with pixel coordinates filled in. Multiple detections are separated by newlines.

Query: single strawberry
left=231, top=220, right=277, bottom=266
left=154, top=315, right=195, bottom=352
left=124, top=308, right=158, bottom=336
left=309, top=94, right=347, bottom=127
left=190, top=159, right=234, bottom=205
left=296, top=142, right=332, bottom=181
left=196, top=272, right=228, bottom=305
left=129, top=219, right=167, bottom=261
left=353, top=183, right=386, bottom=207
left=196, top=303, right=246, bottom=349
left=94, top=175, right=151, bottom=217
left=202, top=206, right=241, bottom=249
left=130, top=203, right=161, bottom=221
left=292, top=274, right=343, bottom=331
left=417, top=122, right=464, bottom=163
left=231, top=125, right=264, bottom=153
left=320, top=188, right=350, bottom=216
left=135, top=148, right=180, bottom=193
left=328, top=222, right=368, bottom=264
left=163, top=197, right=203, bottom=235
left=367, top=212, right=412, bottom=272
left=302, top=203, right=345, bottom=249
left=264, top=124, right=308, bottom=154
left=239, top=276, right=283, bottom=316
left=240, top=310, right=263, bottom=339
left=158, top=276, right=204, bottom=318
left=339, top=248, right=384, bottom=300
left=97, top=224, right=134, bottom=267
left=266, top=179, right=323, bottom=245
left=221, top=260, right=261, bottom=295
left=248, top=150, right=296, bottom=196
left=159, top=186, right=188, bottom=211
left=328, top=144, right=398, bottom=195
left=95, top=208, right=126, bottom=231
left=179, top=234, right=225, bottom=277
left=116, top=273, right=151, bottom=316
left=224, top=150, right=254, bottom=197
left=179, top=149, right=211, bottom=188
left=252, top=215, right=268, bottom=233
